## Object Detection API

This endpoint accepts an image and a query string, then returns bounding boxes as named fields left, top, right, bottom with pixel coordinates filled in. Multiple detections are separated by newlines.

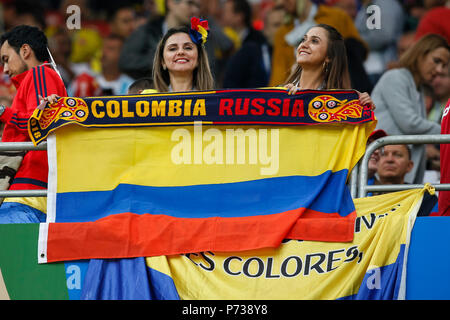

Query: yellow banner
left=145, top=188, right=427, bottom=299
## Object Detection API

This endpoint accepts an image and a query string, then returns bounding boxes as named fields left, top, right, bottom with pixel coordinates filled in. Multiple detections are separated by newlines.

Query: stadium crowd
left=0, top=0, right=448, bottom=213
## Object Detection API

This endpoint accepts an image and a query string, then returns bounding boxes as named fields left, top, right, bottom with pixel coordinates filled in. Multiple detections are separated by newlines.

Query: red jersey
left=0, top=64, right=67, bottom=190
left=70, top=72, right=102, bottom=97
left=439, top=99, right=450, bottom=215
left=415, top=7, right=450, bottom=44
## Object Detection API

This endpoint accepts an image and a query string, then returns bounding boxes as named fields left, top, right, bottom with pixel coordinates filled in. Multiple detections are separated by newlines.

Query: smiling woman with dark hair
left=284, top=23, right=351, bottom=90
left=283, top=24, right=374, bottom=108
left=151, top=24, right=214, bottom=93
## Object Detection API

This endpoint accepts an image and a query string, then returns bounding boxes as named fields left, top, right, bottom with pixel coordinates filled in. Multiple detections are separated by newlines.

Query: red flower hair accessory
left=189, top=17, right=209, bottom=45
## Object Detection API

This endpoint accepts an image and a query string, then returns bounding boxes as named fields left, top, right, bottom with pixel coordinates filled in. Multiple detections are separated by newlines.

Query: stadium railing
left=352, top=134, right=450, bottom=198
left=0, top=141, right=47, bottom=198
left=2, top=135, right=450, bottom=199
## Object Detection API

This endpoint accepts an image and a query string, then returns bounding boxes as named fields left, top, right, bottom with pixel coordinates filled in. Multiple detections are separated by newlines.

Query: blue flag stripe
left=55, top=170, right=354, bottom=223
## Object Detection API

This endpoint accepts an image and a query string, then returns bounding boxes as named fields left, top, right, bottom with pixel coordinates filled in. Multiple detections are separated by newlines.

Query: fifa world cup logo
left=39, top=97, right=89, bottom=129
left=308, top=95, right=362, bottom=123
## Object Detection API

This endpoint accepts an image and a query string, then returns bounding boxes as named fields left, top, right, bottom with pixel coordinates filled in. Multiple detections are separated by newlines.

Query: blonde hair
left=152, top=27, right=214, bottom=92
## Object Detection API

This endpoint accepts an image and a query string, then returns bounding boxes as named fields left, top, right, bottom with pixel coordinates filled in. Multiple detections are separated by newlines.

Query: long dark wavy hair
left=284, top=24, right=351, bottom=90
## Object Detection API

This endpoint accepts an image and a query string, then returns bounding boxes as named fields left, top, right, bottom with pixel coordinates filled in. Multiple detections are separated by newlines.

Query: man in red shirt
left=0, top=25, right=67, bottom=223
left=439, top=99, right=450, bottom=215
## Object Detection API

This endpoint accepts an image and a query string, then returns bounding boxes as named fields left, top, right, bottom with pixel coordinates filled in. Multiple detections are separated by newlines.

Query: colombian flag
left=37, top=92, right=375, bottom=264
left=79, top=188, right=426, bottom=300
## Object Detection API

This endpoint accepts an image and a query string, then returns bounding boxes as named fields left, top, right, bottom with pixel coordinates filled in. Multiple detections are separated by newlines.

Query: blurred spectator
left=128, top=77, right=154, bottom=94
left=366, top=129, right=387, bottom=194
left=332, top=0, right=359, bottom=19
left=418, top=0, right=448, bottom=10
left=2, top=0, right=46, bottom=31
left=200, top=0, right=221, bottom=21
left=199, top=0, right=234, bottom=87
left=54, top=0, right=104, bottom=76
left=372, top=34, right=450, bottom=184
left=97, top=34, right=134, bottom=95
left=344, top=38, right=373, bottom=93
left=58, top=0, right=110, bottom=35
left=249, top=0, right=277, bottom=31
left=269, top=0, right=367, bottom=91
left=262, top=5, right=285, bottom=48
left=119, top=0, right=201, bottom=79
left=423, top=0, right=448, bottom=8
left=386, top=31, right=416, bottom=70
left=107, top=4, right=137, bottom=39
left=428, top=65, right=450, bottom=123
left=222, top=0, right=272, bottom=88
left=424, top=77, right=442, bottom=174
left=69, top=29, right=103, bottom=75
left=47, top=27, right=75, bottom=87
left=68, top=72, right=102, bottom=97
left=0, top=67, right=15, bottom=107
left=354, top=0, right=405, bottom=86
left=397, top=32, right=416, bottom=59
left=133, top=0, right=164, bottom=28
left=15, top=1, right=46, bottom=30
left=70, top=34, right=133, bottom=96
left=415, top=1, right=450, bottom=44
left=403, top=0, right=428, bottom=32
left=2, top=0, right=17, bottom=31
left=0, top=67, right=15, bottom=134
left=328, top=0, right=374, bottom=93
